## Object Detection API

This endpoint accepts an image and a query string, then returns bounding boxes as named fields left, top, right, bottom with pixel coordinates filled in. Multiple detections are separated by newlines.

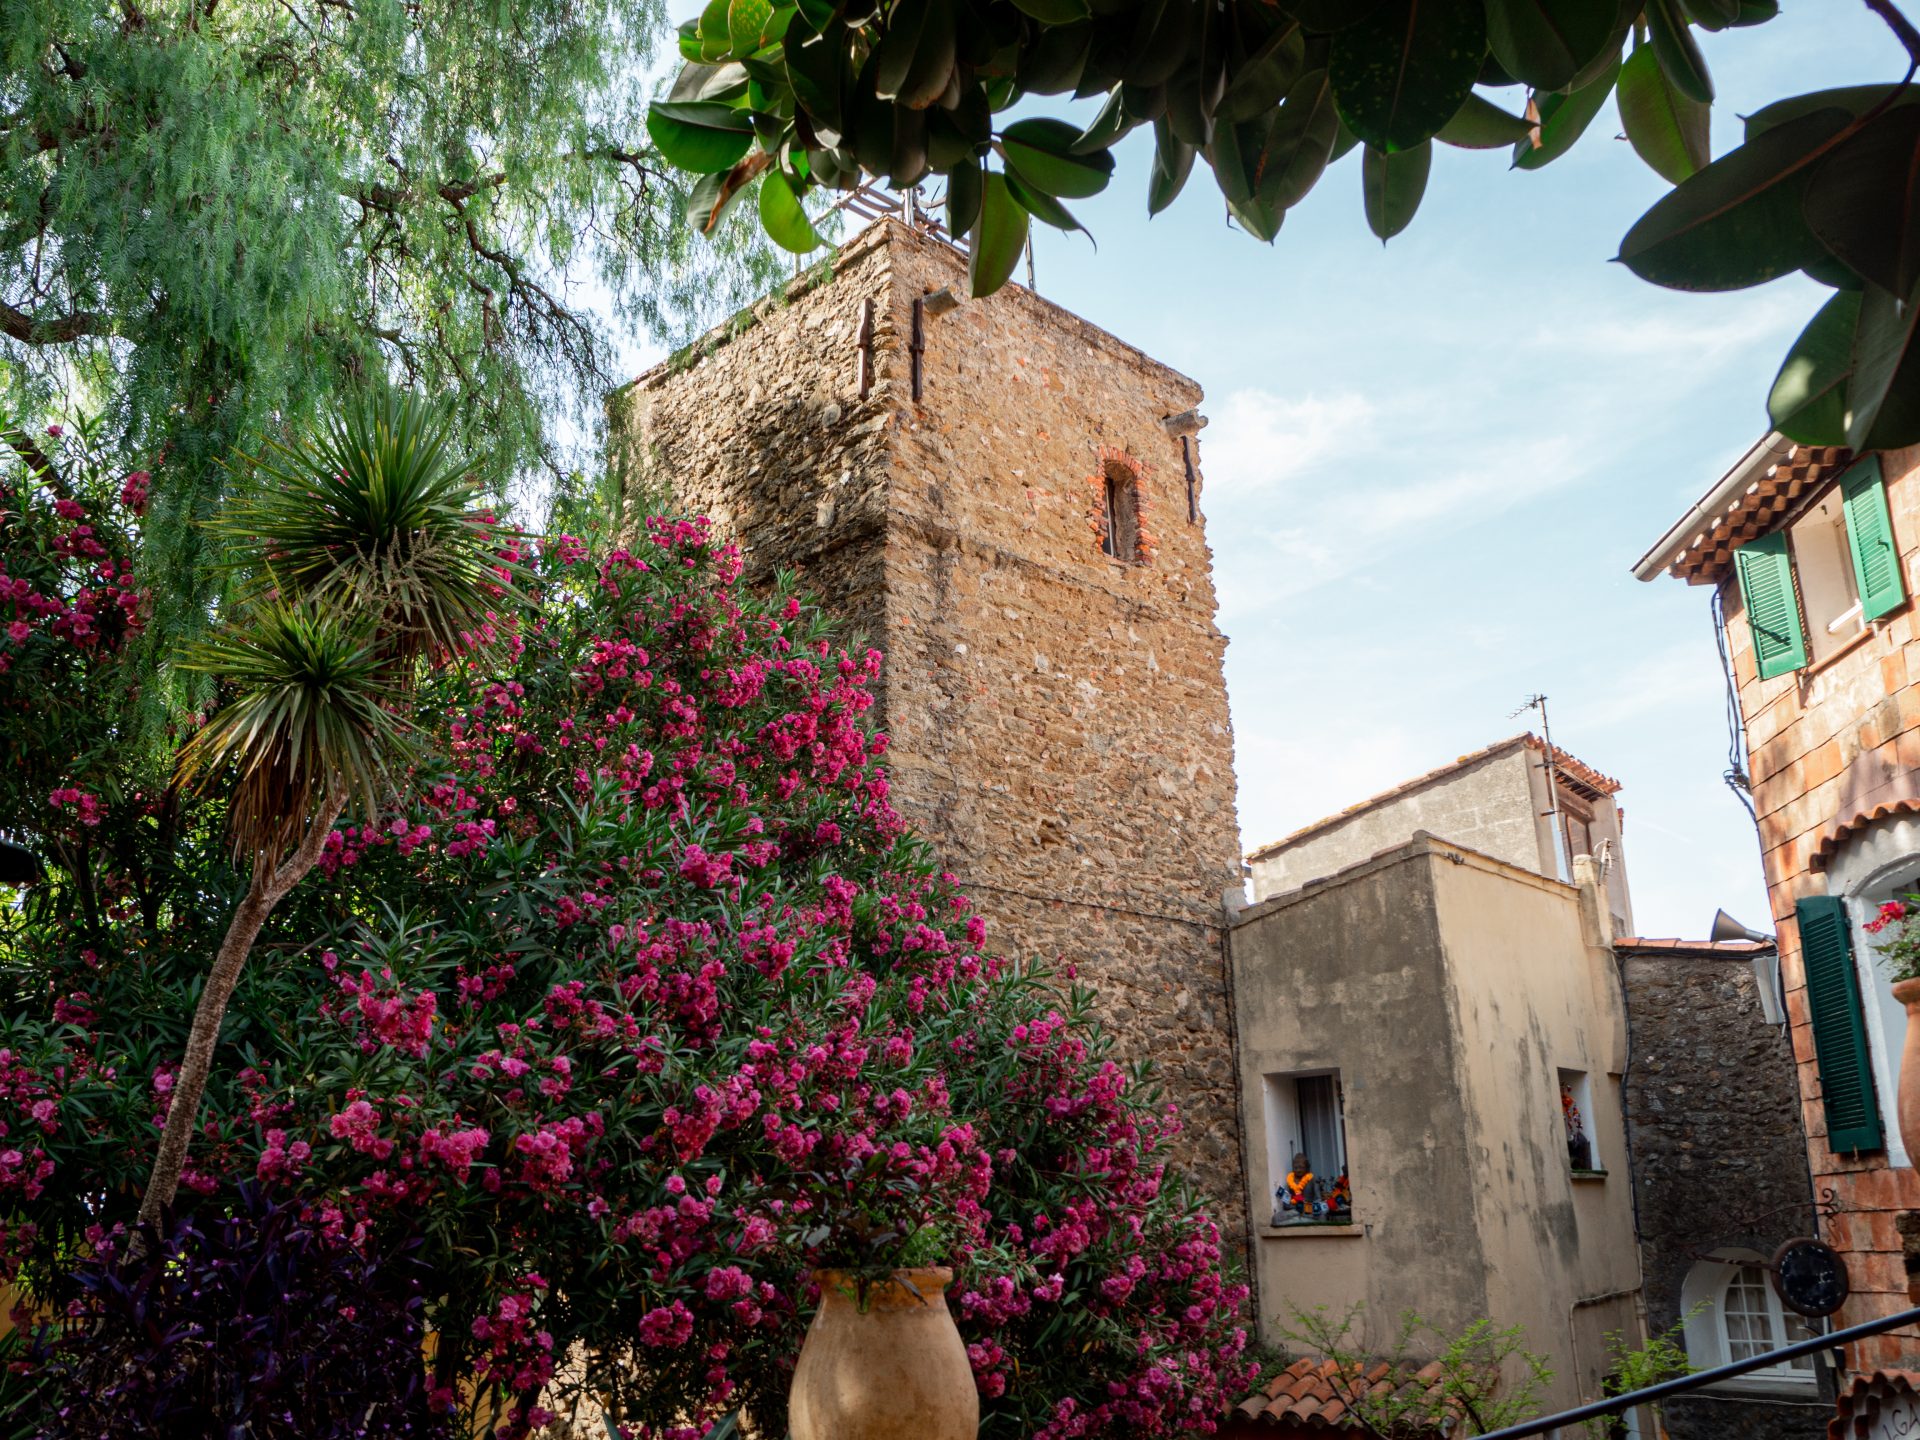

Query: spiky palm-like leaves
left=175, top=606, right=411, bottom=861
left=218, top=391, right=524, bottom=666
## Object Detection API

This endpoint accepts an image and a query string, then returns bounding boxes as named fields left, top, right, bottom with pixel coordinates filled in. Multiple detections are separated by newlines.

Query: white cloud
left=1199, top=389, right=1378, bottom=497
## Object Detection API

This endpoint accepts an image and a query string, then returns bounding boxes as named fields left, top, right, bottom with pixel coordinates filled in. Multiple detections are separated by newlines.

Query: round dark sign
left=1770, top=1237, right=1850, bottom=1318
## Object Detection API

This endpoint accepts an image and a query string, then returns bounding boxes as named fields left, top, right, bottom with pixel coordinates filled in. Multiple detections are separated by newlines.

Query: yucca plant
left=139, top=392, right=521, bottom=1226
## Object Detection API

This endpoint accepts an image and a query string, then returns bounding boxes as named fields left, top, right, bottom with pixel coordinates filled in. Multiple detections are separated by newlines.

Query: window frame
left=1262, top=1067, right=1352, bottom=1228
left=1679, top=1252, right=1822, bottom=1396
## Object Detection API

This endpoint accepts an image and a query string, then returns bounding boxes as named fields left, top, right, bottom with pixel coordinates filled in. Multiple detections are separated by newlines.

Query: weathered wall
left=611, top=219, right=1247, bottom=1236
left=1619, top=945, right=1828, bottom=1440
left=1431, top=847, right=1640, bottom=1415
left=1718, top=440, right=1920, bottom=1371
left=1246, top=746, right=1542, bottom=902
left=1231, top=837, right=1641, bottom=1415
left=1230, top=844, right=1488, bottom=1350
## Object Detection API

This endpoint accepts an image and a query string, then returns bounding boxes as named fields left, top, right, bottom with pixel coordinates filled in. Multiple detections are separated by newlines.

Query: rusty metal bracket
left=855, top=298, right=874, bottom=401
left=909, top=295, right=926, bottom=401
left=1181, top=433, right=1197, bottom=523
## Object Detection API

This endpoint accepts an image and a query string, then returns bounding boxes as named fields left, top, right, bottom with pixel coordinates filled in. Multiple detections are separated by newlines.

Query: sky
left=642, top=3, right=1900, bottom=939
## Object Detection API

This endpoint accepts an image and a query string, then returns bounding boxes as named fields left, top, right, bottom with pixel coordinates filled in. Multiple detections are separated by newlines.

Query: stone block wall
left=1619, top=944, right=1828, bottom=1439
left=609, top=220, right=1247, bottom=1237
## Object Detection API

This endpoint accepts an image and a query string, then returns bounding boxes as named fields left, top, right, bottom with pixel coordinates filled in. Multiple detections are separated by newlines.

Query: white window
left=1679, top=1252, right=1820, bottom=1394
left=1789, top=490, right=1865, bottom=663
left=1559, top=1069, right=1598, bottom=1173
left=1263, top=1070, right=1351, bottom=1225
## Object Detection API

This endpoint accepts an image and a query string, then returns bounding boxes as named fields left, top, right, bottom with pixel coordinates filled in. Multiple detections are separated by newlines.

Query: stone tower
left=609, top=220, right=1244, bottom=1229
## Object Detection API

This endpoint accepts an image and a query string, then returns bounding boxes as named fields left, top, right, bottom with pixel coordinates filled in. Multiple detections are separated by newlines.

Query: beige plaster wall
left=1231, top=838, right=1641, bottom=1414
left=1432, top=849, right=1639, bottom=1413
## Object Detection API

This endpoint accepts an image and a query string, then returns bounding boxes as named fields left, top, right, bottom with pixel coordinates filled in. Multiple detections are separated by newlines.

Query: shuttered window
left=1734, top=531, right=1809, bottom=679
left=1796, top=895, right=1884, bottom=1153
left=1841, top=456, right=1907, bottom=621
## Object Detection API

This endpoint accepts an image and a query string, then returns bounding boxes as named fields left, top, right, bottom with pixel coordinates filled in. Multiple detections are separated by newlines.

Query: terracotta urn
left=789, top=1267, right=979, bottom=1440
left=1895, top=978, right=1920, bottom=1164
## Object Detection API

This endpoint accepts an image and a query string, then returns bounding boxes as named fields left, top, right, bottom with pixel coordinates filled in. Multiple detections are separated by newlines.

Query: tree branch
left=0, top=297, right=103, bottom=346
left=1866, top=0, right=1920, bottom=69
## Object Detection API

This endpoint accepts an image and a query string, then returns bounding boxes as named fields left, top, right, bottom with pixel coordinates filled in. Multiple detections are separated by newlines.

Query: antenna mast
left=1512, top=693, right=1567, bottom=880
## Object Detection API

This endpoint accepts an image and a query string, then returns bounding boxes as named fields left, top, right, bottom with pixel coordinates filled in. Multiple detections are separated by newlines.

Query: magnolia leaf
left=1017, top=21, right=1093, bottom=96
left=669, top=61, right=751, bottom=104
left=968, top=172, right=1030, bottom=297
left=758, top=170, right=822, bottom=251
left=1617, top=39, right=1709, bottom=184
left=1009, top=0, right=1090, bottom=21
left=1106, top=0, right=1196, bottom=91
left=1276, top=0, right=1384, bottom=28
left=1219, top=21, right=1306, bottom=124
left=1228, top=191, right=1285, bottom=242
left=647, top=101, right=756, bottom=173
left=1071, top=88, right=1133, bottom=154
left=1435, top=91, right=1534, bottom=149
left=1768, top=290, right=1860, bottom=444
left=728, top=0, right=776, bottom=57
left=1251, top=68, right=1340, bottom=210
left=1849, top=279, right=1920, bottom=450
left=1512, top=55, right=1620, bottom=170
left=1331, top=0, right=1486, bottom=153
left=874, top=0, right=957, bottom=109
left=1484, top=0, right=1621, bottom=93
left=945, top=158, right=982, bottom=236
left=1617, top=107, right=1853, bottom=291
left=1001, top=117, right=1116, bottom=198
left=890, top=104, right=929, bottom=187
left=1148, top=114, right=1196, bottom=213
left=1646, top=0, right=1713, bottom=105
left=786, top=27, right=846, bottom=129
left=1005, top=170, right=1084, bottom=233
left=1804, top=106, right=1920, bottom=299
left=677, top=19, right=707, bottom=63
left=1746, top=84, right=1917, bottom=141
left=1363, top=139, right=1430, bottom=240
left=1681, top=0, right=1741, bottom=30
left=1207, top=115, right=1252, bottom=204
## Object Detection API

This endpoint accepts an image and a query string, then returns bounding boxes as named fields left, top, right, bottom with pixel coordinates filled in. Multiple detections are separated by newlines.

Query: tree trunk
left=137, top=797, right=344, bottom=1227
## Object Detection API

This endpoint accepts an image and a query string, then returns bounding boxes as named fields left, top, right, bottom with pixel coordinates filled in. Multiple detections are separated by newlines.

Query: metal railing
left=1474, top=1302, right=1920, bottom=1438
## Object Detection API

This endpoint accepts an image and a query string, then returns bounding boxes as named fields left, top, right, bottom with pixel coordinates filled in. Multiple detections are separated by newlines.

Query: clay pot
left=789, top=1267, right=979, bottom=1440
left=1895, top=978, right=1920, bottom=1164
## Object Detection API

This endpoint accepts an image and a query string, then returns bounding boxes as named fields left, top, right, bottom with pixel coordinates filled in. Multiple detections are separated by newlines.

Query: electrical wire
left=1712, top=587, right=1758, bottom=823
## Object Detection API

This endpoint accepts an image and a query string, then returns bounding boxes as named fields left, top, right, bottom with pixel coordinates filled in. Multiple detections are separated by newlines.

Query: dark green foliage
left=648, top=0, right=1920, bottom=448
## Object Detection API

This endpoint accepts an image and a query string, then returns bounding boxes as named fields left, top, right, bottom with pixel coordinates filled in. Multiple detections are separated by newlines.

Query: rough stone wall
left=1619, top=947, right=1828, bottom=1440
left=609, top=220, right=1246, bottom=1238
left=1718, top=441, right=1920, bottom=1372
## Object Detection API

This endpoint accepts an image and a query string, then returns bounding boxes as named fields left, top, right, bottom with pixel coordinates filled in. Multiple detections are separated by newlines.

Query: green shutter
left=1734, top=531, right=1808, bottom=679
left=1841, top=456, right=1907, bottom=621
left=1797, top=895, right=1884, bottom=1154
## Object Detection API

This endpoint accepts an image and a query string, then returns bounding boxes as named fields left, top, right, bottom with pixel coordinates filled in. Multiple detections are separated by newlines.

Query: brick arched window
left=1090, top=449, right=1152, bottom=564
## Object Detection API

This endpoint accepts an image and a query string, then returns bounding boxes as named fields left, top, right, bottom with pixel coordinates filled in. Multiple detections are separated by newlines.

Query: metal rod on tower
left=1512, top=693, right=1567, bottom=880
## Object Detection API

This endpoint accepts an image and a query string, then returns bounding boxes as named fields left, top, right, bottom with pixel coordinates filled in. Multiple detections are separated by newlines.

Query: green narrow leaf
left=1681, top=0, right=1741, bottom=30
left=968, top=171, right=1030, bottom=297
left=945, top=158, right=983, bottom=237
left=1512, top=55, right=1620, bottom=170
left=1746, top=85, right=1917, bottom=142
left=1071, top=88, right=1134, bottom=154
left=1484, top=0, right=1621, bottom=93
left=1646, top=0, right=1713, bottom=105
left=758, top=170, right=822, bottom=251
left=1207, top=115, right=1253, bottom=204
left=1435, top=91, right=1534, bottom=149
left=1147, top=114, right=1196, bottom=213
left=647, top=101, right=756, bottom=173
left=1804, top=106, right=1920, bottom=299
left=785, top=28, right=847, bottom=130
left=1330, top=0, right=1486, bottom=153
left=1362, top=139, right=1430, bottom=239
left=1228, top=192, right=1285, bottom=242
left=1768, top=290, right=1860, bottom=444
left=1009, top=0, right=1089, bottom=21
left=1617, top=39, right=1710, bottom=184
left=1004, top=171, right=1084, bottom=233
left=1617, top=107, right=1854, bottom=291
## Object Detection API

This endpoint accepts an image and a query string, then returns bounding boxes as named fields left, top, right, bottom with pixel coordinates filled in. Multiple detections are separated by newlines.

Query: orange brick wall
left=1721, top=442, right=1920, bottom=1371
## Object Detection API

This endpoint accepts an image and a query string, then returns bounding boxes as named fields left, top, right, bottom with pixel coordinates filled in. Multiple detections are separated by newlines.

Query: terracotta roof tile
left=1658, top=443, right=1852, bottom=587
left=1614, top=936, right=1773, bottom=955
left=1233, top=1357, right=1468, bottom=1434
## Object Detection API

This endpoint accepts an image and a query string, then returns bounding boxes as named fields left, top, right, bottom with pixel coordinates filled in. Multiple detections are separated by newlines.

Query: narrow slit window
left=1103, top=463, right=1140, bottom=561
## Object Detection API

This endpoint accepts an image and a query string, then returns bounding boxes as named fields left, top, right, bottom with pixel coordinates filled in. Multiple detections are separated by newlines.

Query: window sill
left=1702, top=1374, right=1821, bottom=1400
left=1259, top=1222, right=1364, bottom=1239
left=1806, top=623, right=1877, bottom=676
left=1570, top=1169, right=1609, bottom=1182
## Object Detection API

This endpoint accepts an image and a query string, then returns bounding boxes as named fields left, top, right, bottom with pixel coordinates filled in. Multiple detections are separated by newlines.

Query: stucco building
left=1229, top=832, right=1641, bottom=1417
left=1244, top=732, right=1634, bottom=935
left=1637, top=436, right=1920, bottom=1379
left=608, top=218, right=1246, bottom=1231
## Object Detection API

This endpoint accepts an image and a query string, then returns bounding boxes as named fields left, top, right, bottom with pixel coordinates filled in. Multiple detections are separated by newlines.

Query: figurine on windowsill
left=1274, top=1152, right=1323, bottom=1225
left=1562, top=1083, right=1594, bottom=1171
left=1327, top=1167, right=1351, bottom=1218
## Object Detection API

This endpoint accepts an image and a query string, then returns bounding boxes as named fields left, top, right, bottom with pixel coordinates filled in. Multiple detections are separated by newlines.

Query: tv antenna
left=1511, top=693, right=1567, bottom=880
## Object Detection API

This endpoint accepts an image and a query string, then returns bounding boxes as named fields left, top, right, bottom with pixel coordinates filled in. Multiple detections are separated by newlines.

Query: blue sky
left=643, top=4, right=1899, bottom=938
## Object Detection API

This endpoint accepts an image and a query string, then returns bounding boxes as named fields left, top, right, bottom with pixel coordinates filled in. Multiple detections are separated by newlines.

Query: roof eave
left=1631, top=432, right=1795, bottom=583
